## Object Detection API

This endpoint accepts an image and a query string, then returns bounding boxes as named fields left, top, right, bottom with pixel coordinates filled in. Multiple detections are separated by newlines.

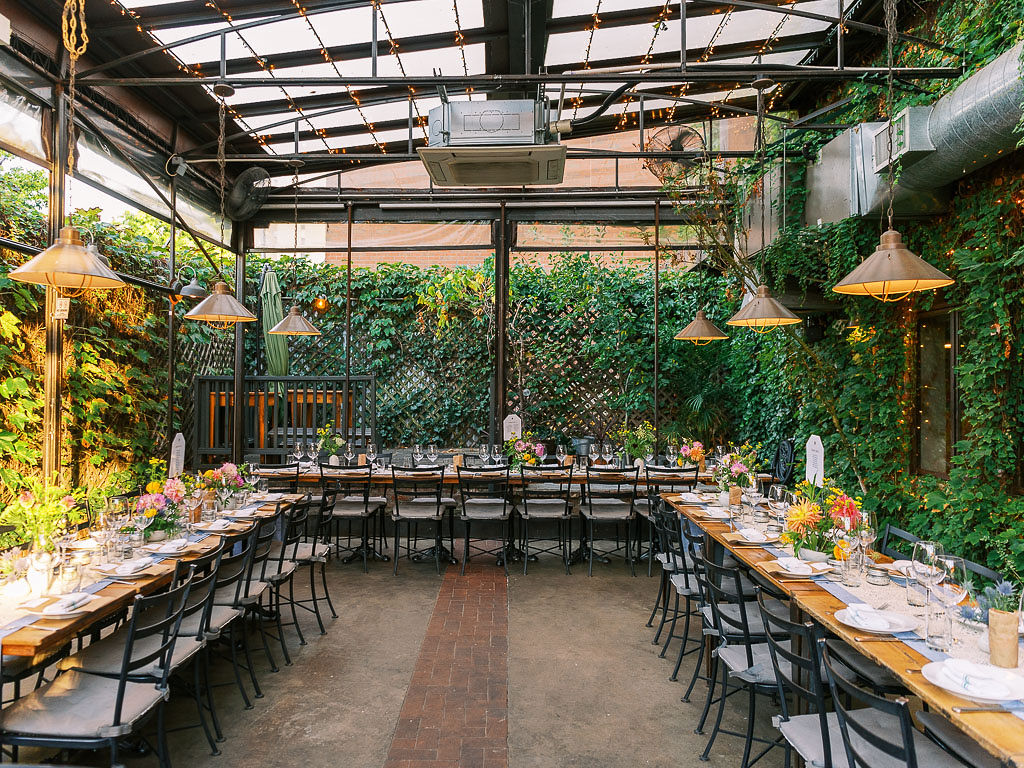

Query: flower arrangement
left=316, top=424, right=342, bottom=455
left=132, top=461, right=188, bottom=534
left=196, top=462, right=252, bottom=494
left=0, top=480, right=84, bottom=548
left=675, top=438, right=705, bottom=467
left=960, top=581, right=1020, bottom=624
left=504, top=430, right=546, bottom=469
left=781, top=478, right=861, bottom=555
left=611, top=421, right=655, bottom=461
left=711, top=454, right=751, bottom=490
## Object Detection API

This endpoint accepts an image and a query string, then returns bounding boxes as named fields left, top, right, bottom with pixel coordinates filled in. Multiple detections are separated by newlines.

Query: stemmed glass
left=745, top=475, right=763, bottom=507
left=665, top=444, right=677, bottom=467
left=858, top=509, right=877, bottom=556
left=491, top=444, right=503, bottom=465
left=291, top=441, right=303, bottom=465
left=367, top=442, right=378, bottom=468
left=344, top=440, right=355, bottom=466
left=601, top=443, right=614, bottom=465
left=478, top=443, right=489, bottom=466
left=911, top=540, right=946, bottom=623
left=930, top=555, right=968, bottom=651
left=588, top=443, right=599, bottom=465
left=644, top=447, right=655, bottom=465
left=767, top=485, right=788, bottom=521
left=427, top=444, right=439, bottom=464
left=413, top=444, right=424, bottom=465
left=555, top=444, right=567, bottom=465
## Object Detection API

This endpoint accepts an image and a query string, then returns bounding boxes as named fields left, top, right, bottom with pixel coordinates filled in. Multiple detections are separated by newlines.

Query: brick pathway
left=383, top=561, right=509, bottom=768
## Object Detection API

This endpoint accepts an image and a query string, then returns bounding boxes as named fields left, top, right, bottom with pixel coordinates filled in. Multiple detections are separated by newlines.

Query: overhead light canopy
left=8, top=227, right=126, bottom=292
left=268, top=305, right=321, bottom=336
left=184, top=281, right=256, bottom=326
left=674, top=310, right=729, bottom=346
left=832, top=229, right=954, bottom=302
left=727, top=284, right=801, bottom=333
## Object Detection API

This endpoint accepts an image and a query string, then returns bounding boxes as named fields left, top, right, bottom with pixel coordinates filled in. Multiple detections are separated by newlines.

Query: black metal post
left=494, top=203, right=509, bottom=437
left=653, top=201, right=660, bottom=449
left=231, top=225, right=246, bottom=464
left=166, top=178, right=177, bottom=456
left=43, top=82, right=67, bottom=480
left=345, top=206, right=353, bottom=440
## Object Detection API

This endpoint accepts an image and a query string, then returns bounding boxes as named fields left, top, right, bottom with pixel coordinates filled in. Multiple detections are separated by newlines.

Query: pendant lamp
left=269, top=305, right=321, bottom=336
left=184, top=281, right=256, bottom=327
left=727, top=284, right=801, bottom=333
left=832, top=1, right=953, bottom=301
left=9, top=227, right=126, bottom=293
left=176, top=266, right=208, bottom=300
left=675, top=310, right=729, bottom=345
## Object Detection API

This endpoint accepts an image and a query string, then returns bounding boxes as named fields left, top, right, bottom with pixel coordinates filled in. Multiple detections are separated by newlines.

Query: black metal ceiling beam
left=100, top=0, right=415, bottom=33
left=79, top=65, right=961, bottom=88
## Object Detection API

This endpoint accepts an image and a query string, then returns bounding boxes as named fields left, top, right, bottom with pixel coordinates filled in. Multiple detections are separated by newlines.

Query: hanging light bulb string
left=884, top=0, right=897, bottom=233
left=61, top=0, right=89, bottom=229
left=218, top=95, right=228, bottom=247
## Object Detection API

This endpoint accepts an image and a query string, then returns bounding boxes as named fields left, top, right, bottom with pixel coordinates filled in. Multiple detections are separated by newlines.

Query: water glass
left=926, top=604, right=952, bottom=652
left=842, top=547, right=865, bottom=587
left=905, top=576, right=928, bottom=608
left=367, top=442, right=378, bottom=466
left=727, top=504, right=742, bottom=531
left=201, top=500, right=216, bottom=523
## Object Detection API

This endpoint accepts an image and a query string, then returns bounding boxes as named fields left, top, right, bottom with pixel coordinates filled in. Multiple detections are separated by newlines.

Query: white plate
left=22, top=595, right=99, bottom=619
left=68, top=538, right=99, bottom=550
left=834, top=608, right=919, bottom=634
left=922, top=661, right=1024, bottom=704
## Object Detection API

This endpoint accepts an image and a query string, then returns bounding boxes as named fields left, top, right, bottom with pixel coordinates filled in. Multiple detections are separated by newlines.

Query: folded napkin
left=887, top=559, right=914, bottom=577
left=939, top=659, right=1011, bottom=700
left=261, top=493, right=284, bottom=501
left=703, top=509, right=730, bottom=519
left=680, top=492, right=703, bottom=503
left=114, top=557, right=153, bottom=576
left=738, top=528, right=768, bottom=543
left=43, top=593, right=91, bottom=614
left=157, top=538, right=189, bottom=553
left=845, top=602, right=892, bottom=631
left=201, top=519, right=233, bottom=531
left=776, top=557, right=813, bottom=575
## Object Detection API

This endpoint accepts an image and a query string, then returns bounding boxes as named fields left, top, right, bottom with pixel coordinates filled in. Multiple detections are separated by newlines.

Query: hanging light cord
left=61, top=0, right=88, bottom=222
left=217, top=96, right=228, bottom=245
left=884, top=0, right=897, bottom=231
left=293, top=169, right=299, bottom=254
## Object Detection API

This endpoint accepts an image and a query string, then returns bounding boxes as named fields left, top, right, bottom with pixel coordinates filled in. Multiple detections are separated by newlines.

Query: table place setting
left=19, top=591, right=100, bottom=619
left=722, top=527, right=779, bottom=547
left=920, top=659, right=1024, bottom=706
left=758, top=556, right=834, bottom=580
left=835, top=602, right=919, bottom=634
left=92, top=555, right=160, bottom=579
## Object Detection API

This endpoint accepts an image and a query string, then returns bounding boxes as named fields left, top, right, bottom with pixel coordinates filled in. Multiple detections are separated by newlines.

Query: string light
left=572, top=0, right=602, bottom=119
left=372, top=0, right=428, bottom=142
left=452, top=0, right=472, bottom=98
left=616, top=0, right=672, bottom=128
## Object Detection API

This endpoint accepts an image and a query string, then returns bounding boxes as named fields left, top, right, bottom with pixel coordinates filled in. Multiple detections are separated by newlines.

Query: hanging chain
left=756, top=84, right=767, bottom=272
left=292, top=170, right=299, bottom=253
left=61, top=0, right=89, bottom=209
left=217, top=96, right=227, bottom=245
left=884, top=0, right=897, bottom=230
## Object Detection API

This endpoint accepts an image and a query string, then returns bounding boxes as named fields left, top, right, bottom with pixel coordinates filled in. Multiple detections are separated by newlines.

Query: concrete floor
left=100, top=550, right=778, bottom=768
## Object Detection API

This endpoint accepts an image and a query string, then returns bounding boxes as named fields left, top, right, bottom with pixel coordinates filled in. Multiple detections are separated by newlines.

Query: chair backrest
left=771, top=438, right=796, bottom=486
left=965, top=556, right=1004, bottom=584
left=697, top=556, right=760, bottom=668
left=173, top=544, right=225, bottom=641
left=110, top=571, right=194, bottom=726
left=276, top=495, right=312, bottom=567
left=456, top=466, right=510, bottom=512
left=879, top=523, right=921, bottom=559
left=249, top=509, right=283, bottom=583
left=319, top=463, right=373, bottom=501
left=214, top=529, right=256, bottom=606
left=391, top=466, right=445, bottom=518
left=313, top=489, right=339, bottom=540
left=261, top=462, right=300, bottom=493
left=821, top=641, right=921, bottom=768
left=756, top=590, right=836, bottom=765
left=585, top=464, right=639, bottom=510
left=519, top=464, right=574, bottom=514
left=645, top=465, right=699, bottom=506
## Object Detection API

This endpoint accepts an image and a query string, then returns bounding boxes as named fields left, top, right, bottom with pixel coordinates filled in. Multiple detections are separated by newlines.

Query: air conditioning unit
left=872, top=106, right=934, bottom=174
left=418, top=99, right=566, bottom=186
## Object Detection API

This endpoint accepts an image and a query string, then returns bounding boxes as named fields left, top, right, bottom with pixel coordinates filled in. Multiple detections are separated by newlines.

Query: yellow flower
left=521, top=453, right=530, bottom=461
left=528, top=457, right=538, bottom=465
left=833, top=541, right=850, bottom=561
left=143, top=508, right=158, bottom=518
left=780, top=532, right=795, bottom=545
left=203, top=470, right=215, bottom=478
left=145, top=481, right=162, bottom=494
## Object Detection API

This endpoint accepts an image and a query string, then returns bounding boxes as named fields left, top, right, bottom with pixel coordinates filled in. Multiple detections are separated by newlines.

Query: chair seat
left=341, top=494, right=387, bottom=506
left=825, top=639, right=907, bottom=693
left=656, top=552, right=690, bottom=572
left=916, top=711, right=1001, bottom=768
left=782, top=708, right=965, bottom=768
left=718, top=641, right=788, bottom=685
left=332, top=503, right=377, bottom=518
left=462, top=499, right=509, bottom=520
left=393, top=505, right=444, bottom=520
left=702, top=599, right=787, bottom=638
left=0, top=670, right=166, bottom=739
left=214, top=580, right=269, bottom=607
left=583, top=499, right=633, bottom=520
left=290, top=541, right=333, bottom=562
left=262, top=560, right=299, bottom=583
left=179, top=604, right=243, bottom=639
left=521, top=499, right=571, bottom=519
left=669, top=572, right=695, bottom=595
left=58, top=632, right=203, bottom=677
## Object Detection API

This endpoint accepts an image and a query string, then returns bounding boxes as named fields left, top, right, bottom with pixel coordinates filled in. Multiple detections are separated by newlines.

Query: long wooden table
left=0, top=494, right=300, bottom=661
left=665, top=494, right=1024, bottom=768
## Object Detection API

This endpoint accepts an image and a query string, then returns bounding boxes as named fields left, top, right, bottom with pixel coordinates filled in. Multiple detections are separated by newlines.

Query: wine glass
left=367, top=442, right=378, bottom=467
left=745, top=474, right=763, bottom=507
left=491, top=444, right=503, bottom=465
left=344, top=440, right=355, bottom=466
left=858, top=508, right=877, bottom=554
left=767, top=485, right=787, bottom=520
left=588, top=443, right=599, bottom=465
left=665, top=444, right=678, bottom=466
left=601, top=442, right=613, bottom=464
left=478, top=443, right=489, bottom=465
left=930, top=555, right=968, bottom=651
left=555, top=444, right=567, bottom=465
left=911, top=541, right=946, bottom=612
left=413, top=444, right=424, bottom=464
left=427, top=444, right=439, bottom=464
left=644, top=447, right=655, bottom=465
left=291, top=440, right=303, bottom=465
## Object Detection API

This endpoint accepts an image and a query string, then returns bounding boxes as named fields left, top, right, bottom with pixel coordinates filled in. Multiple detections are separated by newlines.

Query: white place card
left=502, top=413, right=522, bottom=442
left=805, top=434, right=824, bottom=487
left=169, top=433, right=185, bottom=478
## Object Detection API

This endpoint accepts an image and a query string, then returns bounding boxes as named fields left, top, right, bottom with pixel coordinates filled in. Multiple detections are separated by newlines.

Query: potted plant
left=504, top=430, right=546, bottom=469
left=316, top=425, right=343, bottom=463
left=781, top=479, right=862, bottom=562
left=711, top=443, right=760, bottom=506
left=961, top=581, right=1021, bottom=668
left=612, top=421, right=656, bottom=466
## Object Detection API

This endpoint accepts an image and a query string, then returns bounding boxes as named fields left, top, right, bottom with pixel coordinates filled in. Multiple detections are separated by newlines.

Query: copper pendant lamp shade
left=675, top=310, right=729, bottom=346
left=8, top=227, right=126, bottom=292
left=268, top=305, right=321, bottom=336
left=726, top=284, right=801, bottom=333
left=183, top=281, right=256, bottom=326
left=832, top=229, right=954, bottom=302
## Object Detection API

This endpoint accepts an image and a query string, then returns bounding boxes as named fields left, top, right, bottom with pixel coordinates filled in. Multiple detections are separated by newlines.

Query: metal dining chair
left=519, top=464, right=576, bottom=575
left=391, top=466, right=448, bottom=575
left=456, top=466, right=511, bottom=575
left=582, top=464, right=638, bottom=576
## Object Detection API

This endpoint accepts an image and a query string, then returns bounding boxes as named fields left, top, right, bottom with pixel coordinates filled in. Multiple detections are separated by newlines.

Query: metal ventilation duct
left=804, top=41, right=1024, bottom=225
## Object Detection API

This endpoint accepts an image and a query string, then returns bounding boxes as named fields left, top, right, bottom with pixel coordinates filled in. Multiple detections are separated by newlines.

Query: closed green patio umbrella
left=260, top=269, right=288, bottom=376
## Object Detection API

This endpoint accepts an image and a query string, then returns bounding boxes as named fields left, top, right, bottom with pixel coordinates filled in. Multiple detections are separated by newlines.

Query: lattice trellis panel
left=175, top=334, right=235, bottom=465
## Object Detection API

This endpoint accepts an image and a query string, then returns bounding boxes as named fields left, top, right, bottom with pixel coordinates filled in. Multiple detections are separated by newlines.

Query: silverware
left=854, top=636, right=906, bottom=642
left=952, top=706, right=1020, bottom=714
left=29, top=624, right=62, bottom=633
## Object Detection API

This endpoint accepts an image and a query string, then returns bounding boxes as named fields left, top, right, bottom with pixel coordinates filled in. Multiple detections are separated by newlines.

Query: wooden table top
left=0, top=495, right=300, bottom=661
left=664, top=494, right=1024, bottom=768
